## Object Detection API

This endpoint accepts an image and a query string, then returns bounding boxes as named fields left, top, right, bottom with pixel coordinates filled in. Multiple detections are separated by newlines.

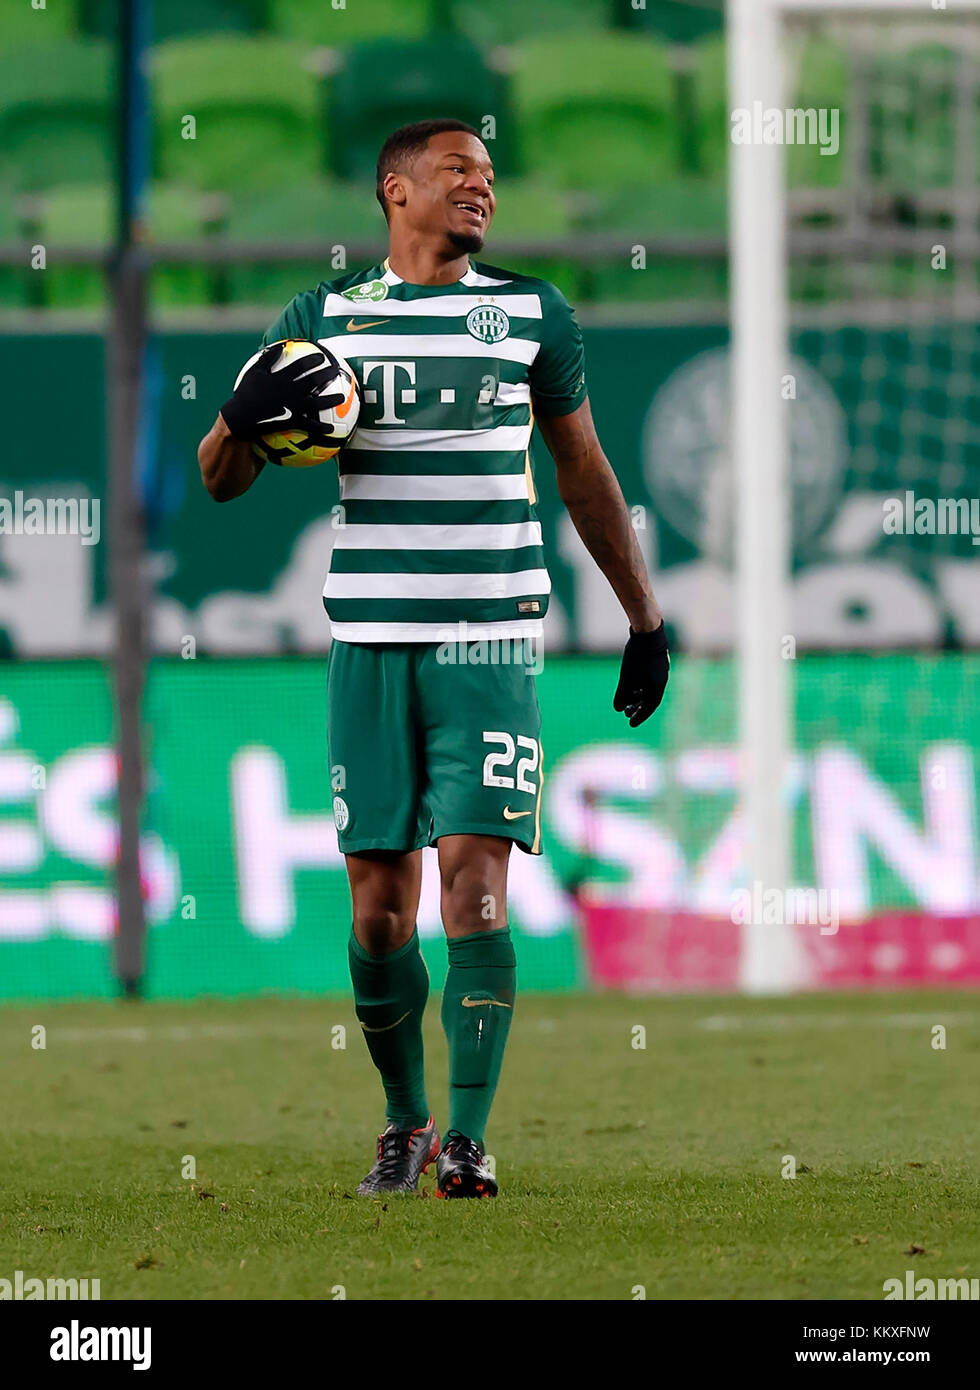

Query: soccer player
left=198, top=119, right=668, bottom=1198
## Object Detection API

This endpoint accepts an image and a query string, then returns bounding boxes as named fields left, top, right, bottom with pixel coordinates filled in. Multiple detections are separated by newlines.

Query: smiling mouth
left=453, top=201, right=486, bottom=221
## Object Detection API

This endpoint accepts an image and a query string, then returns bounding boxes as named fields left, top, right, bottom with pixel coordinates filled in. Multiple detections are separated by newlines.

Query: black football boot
left=356, top=1116, right=440, bottom=1195
left=435, top=1130, right=498, bottom=1199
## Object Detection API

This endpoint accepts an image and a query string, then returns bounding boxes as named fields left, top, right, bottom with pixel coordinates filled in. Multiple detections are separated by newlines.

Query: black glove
left=613, top=622, right=669, bottom=727
left=220, top=342, right=341, bottom=442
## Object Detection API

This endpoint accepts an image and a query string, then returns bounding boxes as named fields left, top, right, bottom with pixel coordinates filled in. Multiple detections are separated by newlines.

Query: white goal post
left=726, top=0, right=980, bottom=992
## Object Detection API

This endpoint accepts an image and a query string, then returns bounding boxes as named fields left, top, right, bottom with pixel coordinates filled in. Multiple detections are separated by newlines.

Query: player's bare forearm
left=197, top=414, right=265, bottom=502
left=536, top=398, right=662, bottom=632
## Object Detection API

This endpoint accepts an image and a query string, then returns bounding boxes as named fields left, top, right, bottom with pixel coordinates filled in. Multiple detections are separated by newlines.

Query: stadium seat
left=691, top=35, right=728, bottom=179
left=589, top=178, right=727, bottom=235
left=328, top=37, right=515, bottom=182
left=450, top=0, right=608, bottom=48
left=582, top=178, right=727, bottom=303
left=509, top=34, right=677, bottom=189
left=588, top=253, right=727, bottom=305
left=487, top=180, right=573, bottom=239
left=80, top=0, right=269, bottom=40
left=785, top=35, right=849, bottom=190
left=32, top=183, right=215, bottom=310
left=5, top=0, right=78, bottom=42
left=480, top=179, right=582, bottom=300
left=271, top=0, right=431, bottom=44
left=0, top=41, right=112, bottom=191
left=613, top=0, right=723, bottom=44
left=152, top=35, right=322, bottom=191
left=223, top=179, right=387, bottom=306
left=0, top=186, right=31, bottom=309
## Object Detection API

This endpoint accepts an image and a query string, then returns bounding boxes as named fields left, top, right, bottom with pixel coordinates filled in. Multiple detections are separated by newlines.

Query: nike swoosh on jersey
left=502, top=806, right=533, bottom=820
left=460, top=996, right=512, bottom=1009
left=346, top=318, right=390, bottom=332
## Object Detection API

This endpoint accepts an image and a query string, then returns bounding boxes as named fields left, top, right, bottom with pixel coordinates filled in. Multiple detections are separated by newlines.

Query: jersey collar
left=382, top=257, right=477, bottom=288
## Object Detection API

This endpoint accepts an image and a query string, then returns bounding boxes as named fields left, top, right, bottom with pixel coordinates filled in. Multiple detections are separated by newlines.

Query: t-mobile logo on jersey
left=361, top=360, right=417, bottom=424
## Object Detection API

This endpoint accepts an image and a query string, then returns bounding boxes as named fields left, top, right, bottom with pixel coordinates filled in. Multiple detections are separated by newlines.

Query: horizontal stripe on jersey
left=331, top=521, right=542, bottom=550
left=320, top=333, right=541, bottom=366
left=339, top=471, right=528, bottom=500
left=350, top=425, right=532, bottom=453
left=338, top=453, right=529, bottom=480
left=330, top=619, right=543, bottom=642
left=324, top=291, right=544, bottom=320
left=261, top=259, right=586, bottom=641
left=323, top=569, right=549, bottom=600
left=329, top=546, right=545, bottom=576
left=493, top=382, right=531, bottom=406
left=337, top=502, right=536, bottom=533
left=323, top=597, right=546, bottom=630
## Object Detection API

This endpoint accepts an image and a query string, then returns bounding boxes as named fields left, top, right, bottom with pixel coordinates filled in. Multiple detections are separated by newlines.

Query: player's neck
left=385, top=236, right=470, bottom=287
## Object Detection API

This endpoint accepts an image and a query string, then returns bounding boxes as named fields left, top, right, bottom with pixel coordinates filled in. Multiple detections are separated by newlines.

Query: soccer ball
left=237, top=338, right=361, bottom=467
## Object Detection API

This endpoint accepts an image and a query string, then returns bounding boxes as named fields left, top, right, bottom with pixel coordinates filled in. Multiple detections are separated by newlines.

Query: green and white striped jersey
left=262, top=259, right=587, bottom=644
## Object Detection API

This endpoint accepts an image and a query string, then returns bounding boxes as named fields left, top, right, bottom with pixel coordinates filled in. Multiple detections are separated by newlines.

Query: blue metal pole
left=110, top=0, right=152, bottom=995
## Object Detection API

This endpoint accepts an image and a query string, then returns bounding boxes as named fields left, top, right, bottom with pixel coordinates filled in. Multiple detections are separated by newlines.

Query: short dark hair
left=376, top=118, right=481, bottom=221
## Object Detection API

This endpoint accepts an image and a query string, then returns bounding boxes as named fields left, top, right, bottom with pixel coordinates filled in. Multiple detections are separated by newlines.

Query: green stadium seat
left=488, top=180, right=572, bottom=239
left=223, top=179, right=387, bottom=307
left=0, top=186, right=31, bottom=309
left=691, top=35, right=727, bottom=179
left=613, top=0, right=723, bottom=44
left=328, top=37, right=515, bottom=182
left=581, top=179, right=727, bottom=304
left=33, top=183, right=215, bottom=310
left=482, top=179, right=582, bottom=300
left=589, top=178, right=727, bottom=234
left=271, top=0, right=431, bottom=45
left=510, top=34, right=676, bottom=189
left=5, top=0, right=78, bottom=43
left=80, top=0, right=268, bottom=40
left=0, top=41, right=112, bottom=191
left=785, top=35, right=849, bottom=190
left=588, top=253, right=727, bottom=305
left=152, top=185, right=224, bottom=307
left=450, top=0, right=607, bottom=48
left=152, top=35, right=322, bottom=191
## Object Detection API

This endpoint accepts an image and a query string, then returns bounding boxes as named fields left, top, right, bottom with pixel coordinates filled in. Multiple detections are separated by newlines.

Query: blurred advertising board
left=2, top=323, right=979, bottom=657
left=0, top=655, right=978, bottom=999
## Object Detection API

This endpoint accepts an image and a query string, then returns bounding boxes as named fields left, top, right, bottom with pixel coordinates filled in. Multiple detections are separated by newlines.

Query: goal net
left=577, top=0, right=980, bottom=994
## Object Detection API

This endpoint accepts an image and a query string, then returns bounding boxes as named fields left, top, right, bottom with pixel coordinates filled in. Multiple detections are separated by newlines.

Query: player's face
left=405, top=131, right=496, bottom=253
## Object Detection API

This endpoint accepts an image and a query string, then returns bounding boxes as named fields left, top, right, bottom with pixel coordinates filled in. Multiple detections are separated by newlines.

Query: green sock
left=441, top=928, right=517, bottom=1150
left=349, top=928, right=430, bottom=1131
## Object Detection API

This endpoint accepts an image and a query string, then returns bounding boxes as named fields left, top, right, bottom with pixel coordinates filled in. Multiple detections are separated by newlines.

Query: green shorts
left=327, top=639, right=543, bottom=855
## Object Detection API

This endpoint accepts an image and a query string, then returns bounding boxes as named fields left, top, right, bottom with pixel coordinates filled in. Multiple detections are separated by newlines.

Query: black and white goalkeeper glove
left=613, top=621, right=670, bottom=727
left=220, top=341, right=337, bottom=442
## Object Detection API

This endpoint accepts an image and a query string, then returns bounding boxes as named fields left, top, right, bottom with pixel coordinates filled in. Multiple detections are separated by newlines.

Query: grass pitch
left=1, top=991, right=978, bottom=1300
